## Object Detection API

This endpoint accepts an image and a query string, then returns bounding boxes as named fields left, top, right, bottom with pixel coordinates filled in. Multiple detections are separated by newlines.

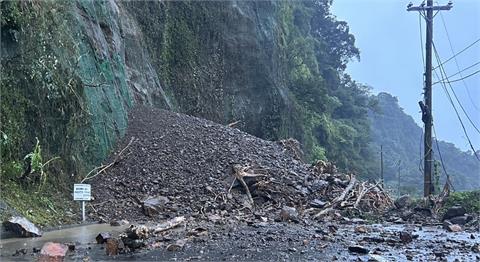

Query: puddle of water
left=0, top=223, right=127, bottom=255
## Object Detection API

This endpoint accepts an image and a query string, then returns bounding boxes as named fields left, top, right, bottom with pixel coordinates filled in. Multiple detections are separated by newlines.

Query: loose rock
left=442, top=206, right=466, bottom=221
left=446, top=224, right=462, bottom=232
left=354, top=225, right=368, bottom=234
left=348, top=245, right=369, bottom=254
left=96, top=232, right=111, bottom=244
left=110, top=219, right=129, bottom=226
left=399, top=231, right=413, bottom=243
left=65, top=242, right=76, bottom=251
left=472, top=244, right=480, bottom=253
left=90, top=107, right=393, bottom=223
left=38, top=242, right=68, bottom=262
left=166, top=239, right=186, bottom=251
left=106, top=238, right=122, bottom=256
left=279, top=206, right=299, bottom=222
left=125, top=225, right=149, bottom=240
left=3, top=216, right=42, bottom=237
left=12, top=248, right=27, bottom=256
left=142, top=196, right=170, bottom=217
left=310, top=199, right=327, bottom=208
left=394, top=195, right=412, bottom=209
left=449, top=215, right=472, bottom=225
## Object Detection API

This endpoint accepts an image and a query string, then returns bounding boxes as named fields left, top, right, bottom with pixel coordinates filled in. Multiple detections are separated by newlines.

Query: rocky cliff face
left=122, top=1, right=292, bottom=139
left=2, top=0, right=303, bottom=174
left=1, top=0, right=371, bottom=209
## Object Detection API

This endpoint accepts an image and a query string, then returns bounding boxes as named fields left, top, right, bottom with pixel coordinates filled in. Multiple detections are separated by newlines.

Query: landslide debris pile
left=90, top=106, right=392, bottom=222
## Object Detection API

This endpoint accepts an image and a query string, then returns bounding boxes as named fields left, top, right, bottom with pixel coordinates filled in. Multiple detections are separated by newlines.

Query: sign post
left=74, top=184, right=91, bottom=222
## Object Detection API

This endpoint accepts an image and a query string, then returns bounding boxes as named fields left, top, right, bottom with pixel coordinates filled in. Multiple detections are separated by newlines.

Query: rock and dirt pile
left=89, top=106, right=392, bottom=223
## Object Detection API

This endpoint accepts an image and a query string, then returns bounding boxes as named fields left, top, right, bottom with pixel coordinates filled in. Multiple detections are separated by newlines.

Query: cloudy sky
left=332, top=0, right=480, bottom=152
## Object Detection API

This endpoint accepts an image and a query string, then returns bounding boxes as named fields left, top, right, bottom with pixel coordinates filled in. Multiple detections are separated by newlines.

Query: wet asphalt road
left=1, top=221, right=479, bottom=261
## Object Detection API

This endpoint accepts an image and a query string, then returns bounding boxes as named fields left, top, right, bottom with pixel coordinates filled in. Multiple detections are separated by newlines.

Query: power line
left=432, top=42, right=480, bottom=135
left=438, top=12, right=480, bottom=111
left=432, top=38, right=480, bottom=71
left=433, top=61, right=480, bottom=84
left=419, top=12, right=426, bottom=69
left=432, top=43, right=480, bottom=161
left=438, top=69, right=480, bottom=84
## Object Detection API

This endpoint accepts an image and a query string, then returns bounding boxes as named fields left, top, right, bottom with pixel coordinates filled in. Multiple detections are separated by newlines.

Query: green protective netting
left=72, top=0, right=133, bottom=172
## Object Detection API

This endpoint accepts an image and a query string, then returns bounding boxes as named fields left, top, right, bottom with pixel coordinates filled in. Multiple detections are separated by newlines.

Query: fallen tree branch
left=354, top=181, right=381, bottom=209
left=152, top=216, right=186, bottom=234
left=227, top=120, right=241, bottom=128
left=233, top=165, right=254, bottom=205
left=229, top=164, right=266, bottom=206
left=81, top=137, right=135, bottom=183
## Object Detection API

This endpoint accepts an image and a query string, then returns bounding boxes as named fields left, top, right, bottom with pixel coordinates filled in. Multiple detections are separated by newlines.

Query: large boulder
left=442, top=206, right=466, bottom=221
left=3, top=216, right=42, bottom=237
left=38, top=242, right=68, bottom=262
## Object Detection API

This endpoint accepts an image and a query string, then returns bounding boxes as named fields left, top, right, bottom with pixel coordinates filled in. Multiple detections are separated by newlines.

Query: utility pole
left=397, top=160, right=402, bottom=198
left=380, top=145, right=384, bottom=188
left=407, top=0, right=452, bottom=197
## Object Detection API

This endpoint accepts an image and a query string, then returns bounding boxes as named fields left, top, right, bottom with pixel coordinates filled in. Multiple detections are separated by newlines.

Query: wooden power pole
left=407, top=0, right=452, bottom=197
left=380, top=145, right=384, bottom=188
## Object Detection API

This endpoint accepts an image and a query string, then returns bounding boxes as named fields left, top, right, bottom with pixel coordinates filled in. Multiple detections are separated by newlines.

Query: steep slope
left=369, top=92, right=480, bottom=194
left=1, top=0, right=373, bottom=224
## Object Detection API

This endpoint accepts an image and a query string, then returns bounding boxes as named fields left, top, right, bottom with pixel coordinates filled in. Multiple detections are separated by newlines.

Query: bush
left=443, top=190, right=480, bottom=214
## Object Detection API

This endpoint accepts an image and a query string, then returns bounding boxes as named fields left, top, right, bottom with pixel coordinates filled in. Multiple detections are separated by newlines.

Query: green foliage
left=23, top=138, right=60, bottom=190
left=0, top=168, right=74, bottom=226
left=24, top=138, right=43, bottom=176
left=0, top=0, right=89, bottom=224
left=311, top=145, right=327, bottom=162
left=442, top=191, right=480, bottom=214
left=277, top=0, right=374, bottom=175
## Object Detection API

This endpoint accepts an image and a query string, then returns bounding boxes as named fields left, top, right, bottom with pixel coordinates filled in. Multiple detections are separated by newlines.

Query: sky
left=331, top=0, right=480, bottom=152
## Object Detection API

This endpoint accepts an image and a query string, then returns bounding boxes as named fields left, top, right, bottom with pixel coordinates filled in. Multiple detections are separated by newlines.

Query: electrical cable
left=439, top=12, right=480, bottom=111
left=438, top=69, right=480, bottom=84
left=433, top=61, right=480, bottom=84
left=432, top=43, right=480, bottom=135
left=432, top=38, right=480, bottom=71
left=432, top=43, right=480, bottom=161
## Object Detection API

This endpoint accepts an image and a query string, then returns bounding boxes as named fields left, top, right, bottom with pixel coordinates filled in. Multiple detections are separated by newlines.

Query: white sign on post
left=74, top=184, right=91, bottom=222
left=74, top=184, right=91, bottom=201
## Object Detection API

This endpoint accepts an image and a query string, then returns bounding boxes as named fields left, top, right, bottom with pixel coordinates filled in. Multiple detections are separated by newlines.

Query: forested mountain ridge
left=369, top=92, right=480, bottom=195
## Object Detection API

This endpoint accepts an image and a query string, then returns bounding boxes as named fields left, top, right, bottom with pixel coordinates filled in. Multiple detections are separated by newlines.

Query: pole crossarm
left=407, top=5, right=453, bottom=11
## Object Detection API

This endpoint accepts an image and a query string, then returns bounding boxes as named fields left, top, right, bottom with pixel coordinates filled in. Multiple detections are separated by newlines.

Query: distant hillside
left=369, top=92, right=480, bottom=195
